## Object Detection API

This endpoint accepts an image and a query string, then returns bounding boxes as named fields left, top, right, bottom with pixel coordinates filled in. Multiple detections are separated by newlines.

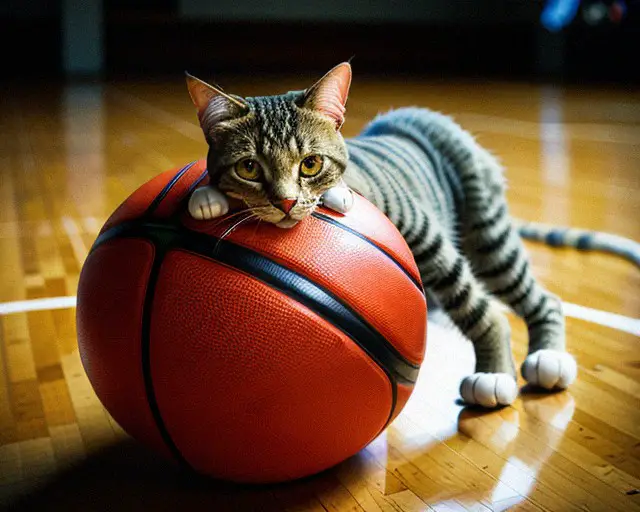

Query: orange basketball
left=76, top=160, right=427, bottom=483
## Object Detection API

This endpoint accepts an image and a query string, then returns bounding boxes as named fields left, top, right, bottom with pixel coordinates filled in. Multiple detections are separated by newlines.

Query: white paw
left=188, top=186, right=229, bottom=220
left=521, top=349, right=577, bottom=390
left=460, top=373, right=518, bottom=408
left=321, top=185, right=354, bottom=214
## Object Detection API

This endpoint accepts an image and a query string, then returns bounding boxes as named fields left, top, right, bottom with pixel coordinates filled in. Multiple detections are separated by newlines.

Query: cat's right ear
left=185, top=72, right=249, bottom=125
left=301, top=62, right=352, bottom=130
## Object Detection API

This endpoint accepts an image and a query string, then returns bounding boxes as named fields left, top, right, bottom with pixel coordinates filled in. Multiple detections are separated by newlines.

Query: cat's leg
left=460, top=159, right=577, bottom=391
left=188, top=185, right=230, bottom=220
left=416, top=217, right=518, bottom=407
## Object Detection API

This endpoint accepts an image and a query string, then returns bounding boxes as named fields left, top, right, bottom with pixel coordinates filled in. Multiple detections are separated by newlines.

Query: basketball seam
left=93, top=221, right=422, bottom=432
left=311, top=211, right=424, bottom=294
left=177, top=169, right=209, bottom=211
left=93, top=222, right=421, bottom=378
left=172, top=247, right=399, bottom=428
left=144, top=161, right=197, bottom=217
left=140, top=243, right=195, bottom=471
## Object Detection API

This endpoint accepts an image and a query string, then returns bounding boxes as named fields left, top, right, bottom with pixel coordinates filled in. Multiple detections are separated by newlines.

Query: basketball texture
left=77, top=160, right=428, bottom=483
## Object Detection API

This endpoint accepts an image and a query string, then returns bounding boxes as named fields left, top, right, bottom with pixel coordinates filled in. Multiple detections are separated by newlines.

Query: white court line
left=492, top=301, right=640, bottom=337
left=0, top=295, right=637, bottom=336
left=0, top=296, right=77, bottom=315
left=561, top=302, right=640, bottom=337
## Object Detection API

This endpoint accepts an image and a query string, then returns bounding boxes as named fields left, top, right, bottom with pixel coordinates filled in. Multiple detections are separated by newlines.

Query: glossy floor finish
left=0, top=76, right=639, bottom=511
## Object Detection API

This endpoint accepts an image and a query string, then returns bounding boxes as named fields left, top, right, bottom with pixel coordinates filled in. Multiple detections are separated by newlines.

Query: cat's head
left=186, top=63, right=352, bottom=228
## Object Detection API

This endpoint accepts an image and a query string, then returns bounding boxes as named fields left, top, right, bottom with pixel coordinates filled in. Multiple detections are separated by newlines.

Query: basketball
left=76, top=159, right=427, bottom=483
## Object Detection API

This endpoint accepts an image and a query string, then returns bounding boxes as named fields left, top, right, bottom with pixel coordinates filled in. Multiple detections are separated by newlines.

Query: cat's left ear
left=185, top=72, right=249, bottom=123
left=301, top=62, right=352, bottom=130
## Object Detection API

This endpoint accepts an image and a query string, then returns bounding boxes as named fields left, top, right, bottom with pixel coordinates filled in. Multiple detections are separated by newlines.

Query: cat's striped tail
left=515, top=220, right=640, bottom=269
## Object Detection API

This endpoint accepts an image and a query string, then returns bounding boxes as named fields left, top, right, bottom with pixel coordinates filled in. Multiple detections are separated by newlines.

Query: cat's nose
left=277, top=198, right=297, bottom=215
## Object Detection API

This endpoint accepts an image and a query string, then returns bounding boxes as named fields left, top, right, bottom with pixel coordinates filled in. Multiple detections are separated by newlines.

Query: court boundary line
left=0, top=295, right=637, bottom=336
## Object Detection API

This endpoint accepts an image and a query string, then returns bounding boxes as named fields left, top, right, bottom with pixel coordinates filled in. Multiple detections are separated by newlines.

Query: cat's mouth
left=238, top=207, right=304, bottom=229
left=273, top=202, right=319, bottom=228
left=233, top=196, right=319, bottom=228
left=260, top=199, right=319, bottom=228
left=276, top=218, right=300, bottom=229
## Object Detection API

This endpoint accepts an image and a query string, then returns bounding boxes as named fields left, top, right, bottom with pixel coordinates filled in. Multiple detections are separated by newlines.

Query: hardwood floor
left=0, top=75, right=639, bottom=511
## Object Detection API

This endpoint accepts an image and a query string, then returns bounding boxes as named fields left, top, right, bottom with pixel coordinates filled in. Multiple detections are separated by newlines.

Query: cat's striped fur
left=344, top=108, right=565, bottom=383
left=186, top=64, right=637, bottom=406
left=343, top=107, right=635, bottom=404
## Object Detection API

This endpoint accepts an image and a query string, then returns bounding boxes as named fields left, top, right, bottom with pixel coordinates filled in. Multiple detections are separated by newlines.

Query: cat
left=183, top=62, right=638, bottom=408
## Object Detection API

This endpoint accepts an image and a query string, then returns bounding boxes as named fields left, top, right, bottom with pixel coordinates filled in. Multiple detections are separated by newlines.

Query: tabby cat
left=183, top=62, right=638, bottom=408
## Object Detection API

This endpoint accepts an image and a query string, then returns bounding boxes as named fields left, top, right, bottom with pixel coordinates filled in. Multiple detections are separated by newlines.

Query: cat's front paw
left=188, top=186, right=230, bottom=220
left=460, top=373, right=518, bottom=408
left=321, top=185, right=354, bottom=214
left=521, top=349, right=577, bottom=390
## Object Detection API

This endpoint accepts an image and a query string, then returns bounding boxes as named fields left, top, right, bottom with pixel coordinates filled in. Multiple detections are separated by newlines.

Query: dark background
left=1, top=0, right=639, bottom=84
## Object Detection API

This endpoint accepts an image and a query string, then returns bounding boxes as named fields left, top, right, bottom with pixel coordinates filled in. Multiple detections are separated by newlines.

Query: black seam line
left=144, top=161, right=197, bottom=217
left=385, top=374, right=398, bottom=430
left=93, top=222, right=421, bottom=389
left=311, top=212, right=424, bottom=295
left=140, top=245, right=194, bottom=471
left=184, top=169, right=209, bottom=201
left=174, top=169, right=209, bottom=215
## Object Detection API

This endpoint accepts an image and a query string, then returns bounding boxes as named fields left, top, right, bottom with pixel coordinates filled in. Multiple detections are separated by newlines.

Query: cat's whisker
left=250, top=218, right=263, bottom=240
left=212, top=213, right=258, bottom=255
left=223, top=213, right=258, bottom=239
left=207, top=207, right=265, bottom=229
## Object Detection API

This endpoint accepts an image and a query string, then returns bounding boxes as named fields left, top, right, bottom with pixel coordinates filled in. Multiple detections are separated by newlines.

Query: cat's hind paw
left=188, top=186, right=230, bottom=220
left=321, top=185, right=354, bottom=214
left=521, top=349, right=577, bottom=390
left=460, top=373, right=518, bottom=408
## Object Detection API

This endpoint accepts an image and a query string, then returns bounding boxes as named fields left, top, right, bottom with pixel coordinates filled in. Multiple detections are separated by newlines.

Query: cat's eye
left=235, top=159, right=262, bottom=181
left=299, top=155, right=324, bottom=178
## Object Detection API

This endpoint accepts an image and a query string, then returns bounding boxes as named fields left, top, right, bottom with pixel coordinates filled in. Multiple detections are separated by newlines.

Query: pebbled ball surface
left=151, top=250, right=392, bottom=482
left=77, top=160, right=428, bottom=483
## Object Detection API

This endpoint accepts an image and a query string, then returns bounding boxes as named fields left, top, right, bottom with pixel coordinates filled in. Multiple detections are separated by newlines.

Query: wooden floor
left=0, top=75, right=639, bottom=511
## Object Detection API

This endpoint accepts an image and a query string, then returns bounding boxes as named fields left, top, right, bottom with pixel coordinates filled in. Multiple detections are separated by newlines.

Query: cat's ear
left=301, top=62, right=352, bottom=129
left=185, top=72, right=249, bottom=125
